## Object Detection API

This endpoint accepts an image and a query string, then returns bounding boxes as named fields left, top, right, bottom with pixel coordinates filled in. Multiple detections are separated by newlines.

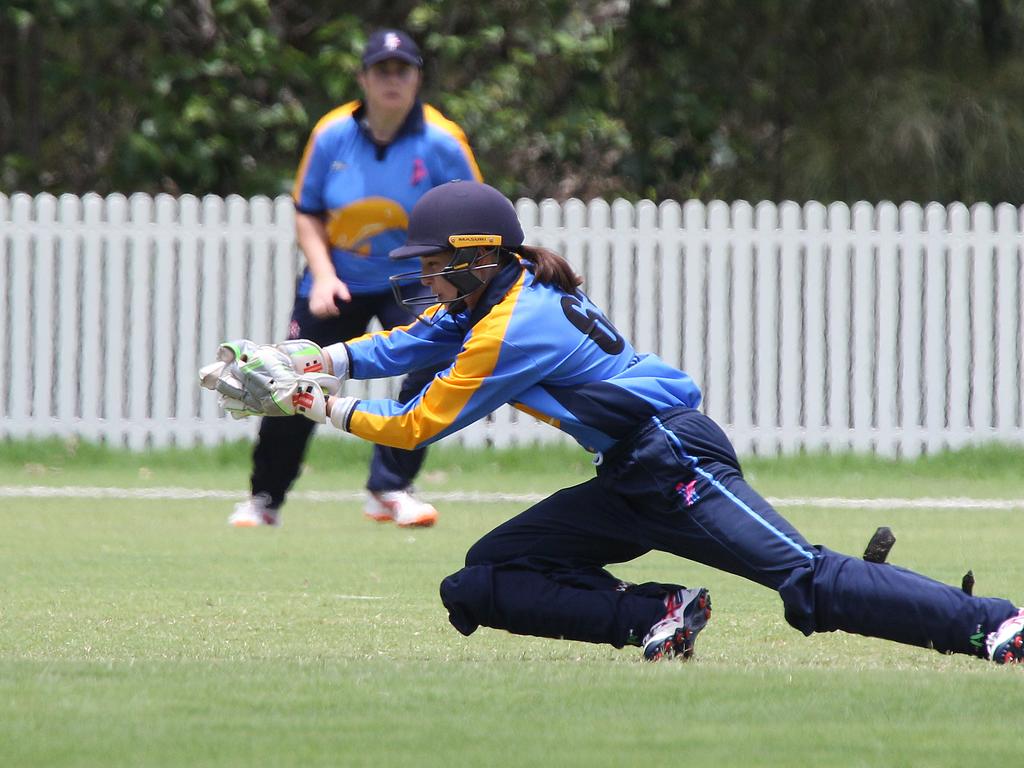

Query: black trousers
left=251, top=291, right=443, bottom=507
left=440, top=408, right=1018, bottom=654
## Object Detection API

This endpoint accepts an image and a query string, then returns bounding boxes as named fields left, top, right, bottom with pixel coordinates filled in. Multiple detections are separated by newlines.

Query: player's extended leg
left=249, top=415, right=317, bottom=512
left=364, top=364, right=434, bottom=493
left=640, top=408, right=1019, bottom=657
left=362, top=294, right=449, bottom=527
left=439, top=480, right=691, bottom=649
left=237, top=295, right=374, bottom=526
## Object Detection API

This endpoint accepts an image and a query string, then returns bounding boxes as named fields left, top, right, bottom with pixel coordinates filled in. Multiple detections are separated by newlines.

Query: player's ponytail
left=518, top=246, right=583, bottom=293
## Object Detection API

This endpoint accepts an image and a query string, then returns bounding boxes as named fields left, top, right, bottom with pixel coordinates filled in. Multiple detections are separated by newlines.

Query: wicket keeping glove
left=274, top=338, right=348, bottom=379
left=198, top=340, right=342, bottom=420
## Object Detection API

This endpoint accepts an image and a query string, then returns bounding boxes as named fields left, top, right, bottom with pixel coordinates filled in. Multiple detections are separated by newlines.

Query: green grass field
left=2, top=439, right=1023, bottom=767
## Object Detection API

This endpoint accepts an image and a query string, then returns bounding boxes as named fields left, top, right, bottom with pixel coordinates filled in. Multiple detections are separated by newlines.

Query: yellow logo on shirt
left=326, top=197, right=408, bottom=256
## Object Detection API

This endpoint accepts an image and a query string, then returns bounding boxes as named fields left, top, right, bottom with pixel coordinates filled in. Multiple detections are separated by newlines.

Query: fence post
left=125, top=194, right=153, bottom=449
left=969, top=203, right=995, bottom=437
left=658, top=201, right=683, bottom=370
left=728, top=201, right=755, bottom=454
left=898, top=203, right=925, bottom=456
left=635, top=200, right=658, bottom=362
left=947, top=203, right=972, bottom=448
left=151, top=195, right=178, bottom=447
left=54, top=196, right=82, bottom=428
left=682, top=200, right=707, bottom=416
left=923, top=203, right=949, bottom=453
left=875, top=202, right=900, bottom=457
left=706, top=200, right=731, bottom=426
left=7, top=196, right=34, bottom=438
left=803, top=201, right=828, bottom=453
left=754, top=202, right=780, bottom=455
left=851, top=202, right=876, bottom=452
left=779, top=201, right=803, bottom=452
left=994, top=204, right=1020, bottom=440
left=31, top=195, right=57, bottom=437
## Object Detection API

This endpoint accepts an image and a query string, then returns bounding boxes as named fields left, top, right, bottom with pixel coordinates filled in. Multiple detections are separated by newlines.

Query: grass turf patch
left=3, top=436, right=1024, bottom=498
left=1, top=492, right=1021, bottom=767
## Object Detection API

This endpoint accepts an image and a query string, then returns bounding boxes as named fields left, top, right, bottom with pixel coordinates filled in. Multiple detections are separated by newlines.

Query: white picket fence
left=1, top=192, right=1022, bottom=456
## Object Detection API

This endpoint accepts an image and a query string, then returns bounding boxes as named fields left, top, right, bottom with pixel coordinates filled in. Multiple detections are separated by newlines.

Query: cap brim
left=389, top=243, right=448, bottom=260
left=363, top=51, right=422, bottom=68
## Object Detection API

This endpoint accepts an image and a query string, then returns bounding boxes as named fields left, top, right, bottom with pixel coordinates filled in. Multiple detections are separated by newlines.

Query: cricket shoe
left=364, top=490, right=438, bottom=527
left=228, top=493, right=280, bottom=528
left=642, top=587, right=712, bottom=662
left=986, top=609, right=1024, bottom=664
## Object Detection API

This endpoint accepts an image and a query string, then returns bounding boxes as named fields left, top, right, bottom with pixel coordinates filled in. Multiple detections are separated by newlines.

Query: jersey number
left=560, top=295, right=625, bottom=355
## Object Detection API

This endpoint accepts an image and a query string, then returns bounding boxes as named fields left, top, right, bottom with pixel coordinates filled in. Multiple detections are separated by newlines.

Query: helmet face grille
left=388, top=245, right=504, bottom=324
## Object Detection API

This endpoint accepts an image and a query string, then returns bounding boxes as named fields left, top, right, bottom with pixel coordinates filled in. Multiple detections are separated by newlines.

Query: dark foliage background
left=3, top=0, right=1024, bottom=203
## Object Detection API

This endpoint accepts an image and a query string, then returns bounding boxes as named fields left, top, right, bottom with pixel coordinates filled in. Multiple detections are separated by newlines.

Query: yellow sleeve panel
left=291, top=101, right=361, bottom=202
left=347, top=273, right=526, bottom=449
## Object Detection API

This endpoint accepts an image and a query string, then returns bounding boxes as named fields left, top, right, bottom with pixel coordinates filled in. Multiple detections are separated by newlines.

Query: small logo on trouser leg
left=675, top=480, right=700, bottom=506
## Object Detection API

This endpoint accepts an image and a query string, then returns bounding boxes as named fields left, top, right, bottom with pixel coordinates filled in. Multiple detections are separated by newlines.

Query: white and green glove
left=275, top=339, right=340, bottom=378
left=198, top=339, right=342, bottom=421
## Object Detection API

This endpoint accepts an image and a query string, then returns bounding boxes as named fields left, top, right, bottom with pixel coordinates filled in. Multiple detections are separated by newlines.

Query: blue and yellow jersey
left=292, top=100, right=482, bottom=295
left=338, top=261, right=703, bottom=452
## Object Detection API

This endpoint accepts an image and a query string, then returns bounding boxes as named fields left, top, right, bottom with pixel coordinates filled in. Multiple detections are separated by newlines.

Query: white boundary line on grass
left=1, top=485, right=1024, bottom=510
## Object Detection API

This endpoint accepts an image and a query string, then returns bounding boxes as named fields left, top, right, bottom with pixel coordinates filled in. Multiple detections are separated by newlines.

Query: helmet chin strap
left=439, top=246, right=505, bottom=310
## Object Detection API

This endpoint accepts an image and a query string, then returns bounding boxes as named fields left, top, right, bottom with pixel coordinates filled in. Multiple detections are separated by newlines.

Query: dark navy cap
left=391, top=181, right=525, bottom=260
left=362, top=29, right=423, bottom=68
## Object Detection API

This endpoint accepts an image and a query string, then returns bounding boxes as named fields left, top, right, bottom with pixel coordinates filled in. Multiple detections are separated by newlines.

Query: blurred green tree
left=2, top=0, right=1023, bottom=203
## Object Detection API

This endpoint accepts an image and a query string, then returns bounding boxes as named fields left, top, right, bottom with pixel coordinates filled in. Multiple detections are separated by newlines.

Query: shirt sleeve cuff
left=324, top=343, right=351, bottom=379
left=328, top=396, right=360, bottom=433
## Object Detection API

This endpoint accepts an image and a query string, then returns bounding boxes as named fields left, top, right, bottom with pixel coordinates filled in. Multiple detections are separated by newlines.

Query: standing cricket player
left=232, top=28, right=481, bottom=529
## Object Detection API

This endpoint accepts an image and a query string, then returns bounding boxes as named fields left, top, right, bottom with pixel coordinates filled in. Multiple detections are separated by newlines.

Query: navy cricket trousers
left=251, top=290, right=443, bottom=507
left=440, top=408, right=1017, bottom=655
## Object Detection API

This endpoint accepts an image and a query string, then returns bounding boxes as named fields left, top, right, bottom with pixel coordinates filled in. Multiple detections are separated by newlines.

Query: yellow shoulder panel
left=292, top=101, right=361, bottom=202
left=422, top=104, right=483, bottom=181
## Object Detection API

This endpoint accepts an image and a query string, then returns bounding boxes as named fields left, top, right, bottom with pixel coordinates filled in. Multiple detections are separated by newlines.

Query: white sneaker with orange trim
left=364, top=490, right=438, bottom=527
left=228, top=494, right=280, bottom=527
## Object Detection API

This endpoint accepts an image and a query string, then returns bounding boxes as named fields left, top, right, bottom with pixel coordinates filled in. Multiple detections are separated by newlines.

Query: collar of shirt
left=462, top=259, right=526, bottom=329
left=354, top=99, right=425, bottom=146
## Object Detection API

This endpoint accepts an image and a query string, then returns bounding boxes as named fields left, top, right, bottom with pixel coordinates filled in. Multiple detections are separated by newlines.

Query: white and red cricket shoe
left=364, top=490, right=438, bottom=527
left=228, top=494, right=280, bottom=527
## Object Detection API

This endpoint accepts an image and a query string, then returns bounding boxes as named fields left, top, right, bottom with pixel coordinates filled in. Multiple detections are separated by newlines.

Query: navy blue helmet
left=389, top=181, right=524, bottom=316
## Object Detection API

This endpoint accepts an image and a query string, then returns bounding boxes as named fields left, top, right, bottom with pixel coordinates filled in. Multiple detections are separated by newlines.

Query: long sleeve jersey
left=330, top=261, right=702, bottom=453
left=292, top=100, right=482, bottom=295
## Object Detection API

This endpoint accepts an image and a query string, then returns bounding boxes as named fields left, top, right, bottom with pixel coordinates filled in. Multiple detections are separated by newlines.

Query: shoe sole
left=364, top=512, right=394, bottom=524
left=396, top=514, right=438, bottom=528
left=363, top=513, right=437, bottom=527
left=644, top=588, right=712, bottom=662
left=365, top=505, right=438, bottom=527
left=993, top=634, right=1024, bottom=664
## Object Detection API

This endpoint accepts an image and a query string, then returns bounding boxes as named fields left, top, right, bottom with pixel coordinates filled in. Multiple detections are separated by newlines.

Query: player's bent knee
left=777, top=560, right=819, bottom=636
left=463, top=537, right=503, bottom=567
left=439, top=565, right=493, bottom=637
